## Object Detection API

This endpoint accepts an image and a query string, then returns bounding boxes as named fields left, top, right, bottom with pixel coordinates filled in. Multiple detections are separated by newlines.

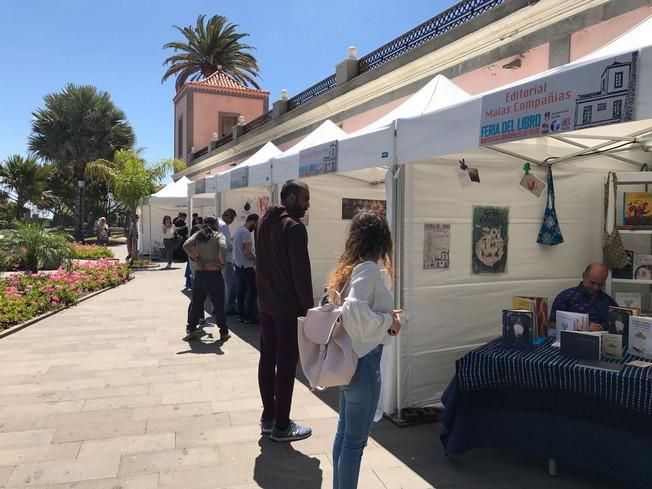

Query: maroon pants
left=258, top=311, right=299, bottom=430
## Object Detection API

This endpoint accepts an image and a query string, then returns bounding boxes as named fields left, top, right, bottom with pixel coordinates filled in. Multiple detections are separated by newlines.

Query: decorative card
left=472, top=206, right=508, bottom=274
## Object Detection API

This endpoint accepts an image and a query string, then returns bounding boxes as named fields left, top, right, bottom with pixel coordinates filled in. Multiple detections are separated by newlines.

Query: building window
left=597, top=103, right=607, bottom=111
left=614, top=71, right=624, bottom=89
left=219, top=113, right=239, bottom=138
left=613, top=99, right=623, bottom=119
left=582, top=106, right=592, bottom=124
left=602, top=78, right=607, bottom=92
left=177, top=117, right=183, bottom=158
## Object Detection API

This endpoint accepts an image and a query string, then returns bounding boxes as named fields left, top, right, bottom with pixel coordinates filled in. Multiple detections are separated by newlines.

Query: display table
left=441, top=339, right=652, bottom=489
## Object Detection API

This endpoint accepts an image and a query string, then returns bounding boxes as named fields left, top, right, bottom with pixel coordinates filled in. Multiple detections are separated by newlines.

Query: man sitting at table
left=549, top=263, right=618, bottom=332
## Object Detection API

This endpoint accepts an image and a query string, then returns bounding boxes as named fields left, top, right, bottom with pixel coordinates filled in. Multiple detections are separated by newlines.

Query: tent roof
left=279, top=120, right=347, bottom=157
left=151, top=176, right=192, bottom=199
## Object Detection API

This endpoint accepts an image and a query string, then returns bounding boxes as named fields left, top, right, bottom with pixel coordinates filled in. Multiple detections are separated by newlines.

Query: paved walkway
left=0, top=254, right=620, bottom=488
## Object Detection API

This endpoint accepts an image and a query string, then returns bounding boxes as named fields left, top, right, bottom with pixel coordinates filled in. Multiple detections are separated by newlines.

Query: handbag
left=536, top=165, right=564, bottom=246
left=602, top=172, right=630, bottom=269
left=297, top=288, right=358, bottom=390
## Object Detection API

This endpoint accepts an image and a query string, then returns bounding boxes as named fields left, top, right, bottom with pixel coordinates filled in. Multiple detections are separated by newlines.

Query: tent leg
left=391, top=163, right=405, bottom=421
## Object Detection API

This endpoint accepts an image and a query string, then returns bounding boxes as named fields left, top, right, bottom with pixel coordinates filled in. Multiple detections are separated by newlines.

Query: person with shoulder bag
left=326, top=209, right=401, bottom=489
left=182, top=216, right=229, bottom=342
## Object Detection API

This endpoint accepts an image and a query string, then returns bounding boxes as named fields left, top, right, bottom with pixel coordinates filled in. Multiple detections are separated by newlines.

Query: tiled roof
left=186, top=70, right=269, bottom=98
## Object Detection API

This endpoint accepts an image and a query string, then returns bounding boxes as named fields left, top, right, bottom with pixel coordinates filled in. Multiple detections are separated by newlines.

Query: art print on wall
left=341, top=198, right=387, bottom=220
left=472, top=206, right=509, bottom=274
left=423, top=224, right=451, bottom=271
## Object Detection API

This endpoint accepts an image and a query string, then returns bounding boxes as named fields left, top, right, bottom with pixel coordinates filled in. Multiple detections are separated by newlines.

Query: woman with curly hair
left=327, top=209, right=402, bottom=489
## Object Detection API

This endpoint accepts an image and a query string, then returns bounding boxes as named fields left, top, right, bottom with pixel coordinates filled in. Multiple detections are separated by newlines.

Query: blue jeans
left=223, top=261, right=237, bottom=313
left=332, top=345, right=383, bottom=489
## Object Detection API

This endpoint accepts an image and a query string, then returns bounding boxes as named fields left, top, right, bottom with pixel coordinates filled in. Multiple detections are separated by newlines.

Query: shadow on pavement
left=253, top=438, right=323, bottom=489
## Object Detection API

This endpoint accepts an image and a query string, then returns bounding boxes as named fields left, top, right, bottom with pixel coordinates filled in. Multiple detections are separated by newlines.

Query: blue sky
left=0, top=0, right=457, bottom=168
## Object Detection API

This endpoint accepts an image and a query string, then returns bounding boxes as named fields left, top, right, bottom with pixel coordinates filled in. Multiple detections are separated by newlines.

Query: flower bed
left=70, top=243, right=115, bottom=260
left=0, top=260, right=131, bottom=330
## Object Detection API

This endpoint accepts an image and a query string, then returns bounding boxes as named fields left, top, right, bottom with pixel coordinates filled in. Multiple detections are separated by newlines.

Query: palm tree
left=0, top=155, right=51, bottom=220
left=86, top=149, right=185, bottom=260
left=28, top=84, right=135, bottom=241
left=162, top=14, right=261, bottom=91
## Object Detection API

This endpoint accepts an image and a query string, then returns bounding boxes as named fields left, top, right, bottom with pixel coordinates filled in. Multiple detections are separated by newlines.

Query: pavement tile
left=44, top=408, right=134, bottom=429
left=131, top=402, right=212, bottom=420
left=77, top=433, right=175, bottom=460
left=52, top=419, right=145, bottom=443
left=0, top=442, right=80, bottom=467
left=81, top=394, right=163, bottom=412
left=0, top=402, right=84, bottom=420
left=6, top=456, right=120, bottom=487
left=0, top=466, right=16, bottom=486
left=0, top=417, right=46, bottom=433
left=0, top=430, right=55, bottom=449
left=145, top=412, right=231, bottom=434
left=175, top=424, right=261, bottom=448
left=118, top=445, right=221, bottom=476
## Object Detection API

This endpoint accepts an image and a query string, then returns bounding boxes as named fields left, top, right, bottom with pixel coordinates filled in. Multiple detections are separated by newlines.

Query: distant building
left=173, top=0, right=652, bottom=180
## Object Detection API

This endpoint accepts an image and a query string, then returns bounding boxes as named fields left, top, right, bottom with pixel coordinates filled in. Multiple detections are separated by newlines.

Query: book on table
left=513, top=296, right=549, bottom=339
left=560, top=330, right=602, bottom=361
left=502, top=309, right=534, bottom=349
left=555, top=310, right=589, bottom=339
left=629, top=316, right=652, bottom=360
left=608, top=306, right=638, bottom=351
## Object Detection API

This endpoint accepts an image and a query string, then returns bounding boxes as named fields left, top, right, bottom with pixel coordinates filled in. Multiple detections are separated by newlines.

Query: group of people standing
left=176, top=208, right=260, bottom=341
left=167, top=179, right=400, bottom=489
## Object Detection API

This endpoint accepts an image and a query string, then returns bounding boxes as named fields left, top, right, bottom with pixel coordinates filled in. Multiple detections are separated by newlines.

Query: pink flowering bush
left=0, top=259, right=131, bottom=330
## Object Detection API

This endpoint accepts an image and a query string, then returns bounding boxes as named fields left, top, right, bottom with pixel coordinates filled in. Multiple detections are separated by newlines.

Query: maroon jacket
left=255, top=204, right=314, bottom=317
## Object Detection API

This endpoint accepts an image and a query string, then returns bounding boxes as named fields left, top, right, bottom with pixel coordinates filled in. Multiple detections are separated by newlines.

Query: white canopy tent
left=140, top=176, right=214, bottom=257
left=387, top=23, right=652, bottom=410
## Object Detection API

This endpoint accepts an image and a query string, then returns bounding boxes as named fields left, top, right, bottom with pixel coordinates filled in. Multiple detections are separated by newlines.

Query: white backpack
left=297, top=289, right=358, bottom=390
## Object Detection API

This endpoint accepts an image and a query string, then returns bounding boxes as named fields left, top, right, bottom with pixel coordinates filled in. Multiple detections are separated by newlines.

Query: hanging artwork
left=472, top=206, right=509, bottom=274
left=519, top=163, right=546, bottom=198
left=341, top=198, right=387, bottom=219
left=423, top=223, right=451, bottom=271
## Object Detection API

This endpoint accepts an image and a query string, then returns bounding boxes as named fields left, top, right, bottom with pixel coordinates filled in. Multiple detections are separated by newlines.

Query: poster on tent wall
left=423, top=223, right=450, bottom=271
left=472, top=206, right=509, bottom=274
left=299, top=140, right=338, bottom=178
left=479, top=51, right=638, bottom=146
left=204, top=177, right=217, bottom=194
left=341, top=198, right=387, bottom=219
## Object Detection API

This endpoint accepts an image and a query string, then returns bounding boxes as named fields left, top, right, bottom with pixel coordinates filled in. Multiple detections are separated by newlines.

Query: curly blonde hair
left=326, top=209, right=393, bottom=299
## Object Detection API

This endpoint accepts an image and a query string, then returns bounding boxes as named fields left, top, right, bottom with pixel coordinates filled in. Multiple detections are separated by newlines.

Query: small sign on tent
left=230, top=167, right=249, bottom=189
left=299, top=140, right=338, bottom=178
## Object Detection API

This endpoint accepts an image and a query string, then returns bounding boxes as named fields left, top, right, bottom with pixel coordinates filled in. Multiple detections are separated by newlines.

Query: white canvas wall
left=400, top=155, right=634, bottom=408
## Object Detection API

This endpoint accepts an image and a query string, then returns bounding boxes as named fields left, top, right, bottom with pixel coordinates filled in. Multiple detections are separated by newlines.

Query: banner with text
left=299, top=140, right=338, bottom=178
left=230, top=167, right=249, bottom=189
left=479, top=52, right=638, bottom=146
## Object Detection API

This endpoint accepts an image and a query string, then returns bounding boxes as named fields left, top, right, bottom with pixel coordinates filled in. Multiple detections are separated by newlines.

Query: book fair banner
left=299, top=140, right=338, bottom=178
left=479, top=51, right=638, bottom=146
left=230, top=166, right=249, bottom=189
left=472, top=206, right=509, bottom=274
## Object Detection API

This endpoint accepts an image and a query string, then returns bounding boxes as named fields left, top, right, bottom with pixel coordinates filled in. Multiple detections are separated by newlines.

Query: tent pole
left=148, top=204, right=152, bottom=258
left=551, top=136, right=644, bottom=168
left=545, top=127, right=652, bottom=165
left=391, top=120, right=406, bottom=420
left=485, top=146, right=546, bottom=166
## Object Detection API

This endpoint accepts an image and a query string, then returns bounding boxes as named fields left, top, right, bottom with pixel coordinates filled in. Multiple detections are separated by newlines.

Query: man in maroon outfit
left=255, top=180, right=314, bottom=442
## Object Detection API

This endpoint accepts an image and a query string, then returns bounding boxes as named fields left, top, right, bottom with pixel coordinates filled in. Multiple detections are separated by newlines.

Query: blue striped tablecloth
left=456, top=338, right=652, bottom=415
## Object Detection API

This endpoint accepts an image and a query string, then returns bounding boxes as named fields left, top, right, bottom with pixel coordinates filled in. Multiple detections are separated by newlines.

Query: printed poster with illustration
left=472, top=206, right=508, bottom=274
left=423, top=223, right=450, bottom=271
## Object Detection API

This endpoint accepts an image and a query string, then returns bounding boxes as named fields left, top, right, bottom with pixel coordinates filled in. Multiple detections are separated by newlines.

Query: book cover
left=603, top=333, right=624, bottom=359
left=556, top=311, right=589, bottom=338
left=629, top=316, right=652, bottom=360
left=608, top=306, right=632, bottom=349
left=633, top=254, right=652, bottom=281
left=615, top=292, right=641, bottom=309
left=512, top=297, right=537, bottom=339
left=502, top=310, right=534, bottom=349
left=624, top=192, right=652, bottom=226
left=612, top=250, right=634, bottom=280
left=560, top=330, right=602, bottom=361
left=525, top=296, right=549, bottom=338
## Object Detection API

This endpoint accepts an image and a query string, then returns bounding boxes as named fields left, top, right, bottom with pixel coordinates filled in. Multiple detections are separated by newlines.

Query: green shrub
left=0, top=223, right=73, bottom=272
left=70, top=243, right=114, bottom=259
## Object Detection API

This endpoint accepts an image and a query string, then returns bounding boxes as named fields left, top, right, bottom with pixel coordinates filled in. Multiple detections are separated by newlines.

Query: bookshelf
left=607, top=172, right=652, bottom=312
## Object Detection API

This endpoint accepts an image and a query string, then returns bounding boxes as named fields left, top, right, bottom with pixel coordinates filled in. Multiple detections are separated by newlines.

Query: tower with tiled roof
left=173, top=70, right=269, bottom=163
